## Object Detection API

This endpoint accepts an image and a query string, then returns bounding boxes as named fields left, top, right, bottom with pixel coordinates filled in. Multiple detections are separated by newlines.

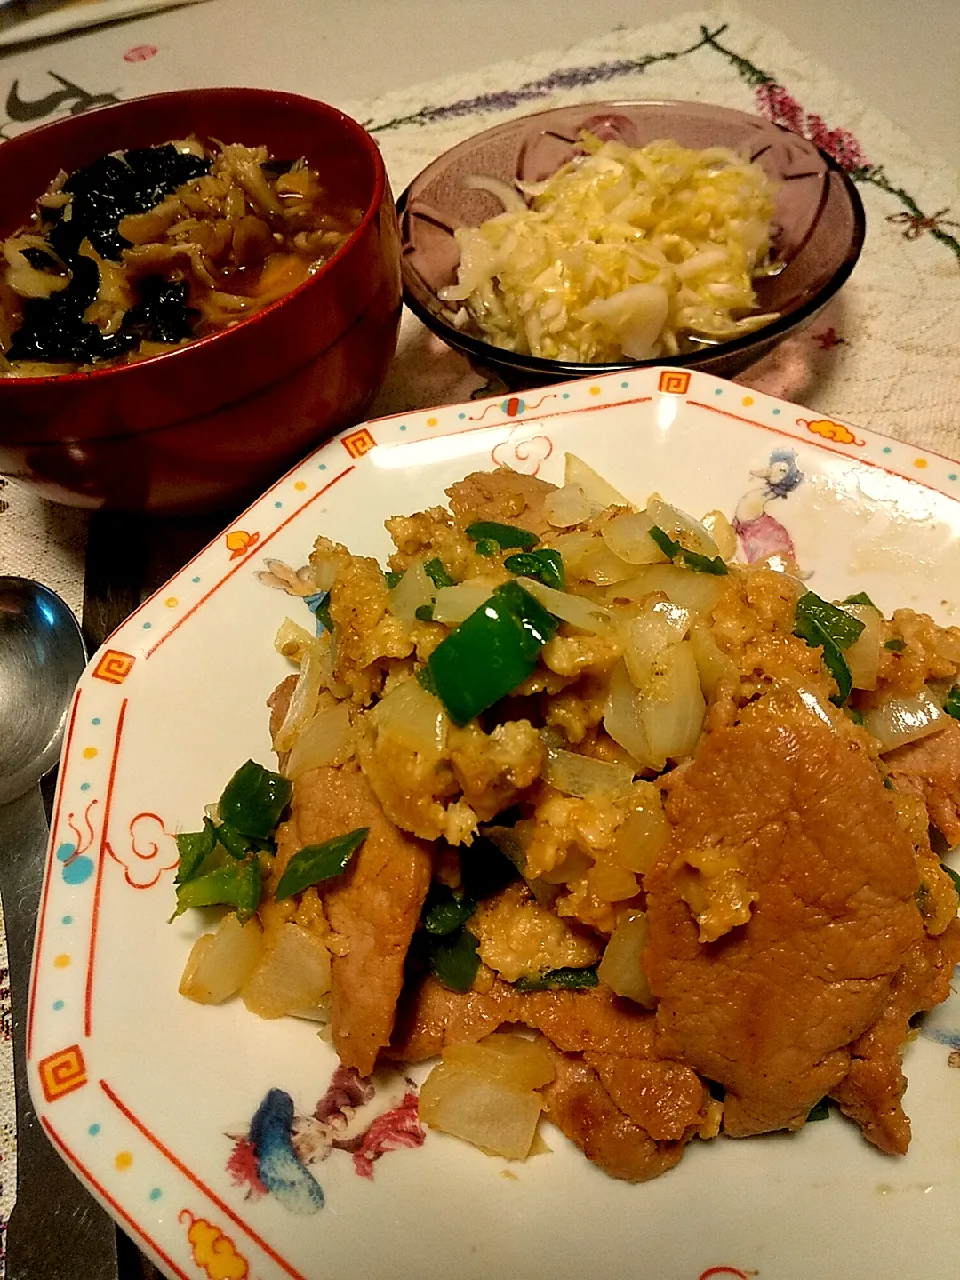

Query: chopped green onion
left=384, top=570, right=403, bottom=589
left=884, top=638, right=906, bottom=653
left=424, top=581, right=558, bottom=725
left=843, top=591, right=877, bottom=609
left=944, top=685, right=960, bottom=721
left=460, top=834, right=521, bottom=902
left=429, top=928, right=480, bottom=993
left=794, top=592, right=866, bottom=706
left=882, top=775, right=895, bottom=791
left=175, top=817, right=217, bottom=884
left=806, top=1098, right=830, bottom=1122
left=416, top=664, right=440, bottom=696
left=504, top=548, right=565, bottom=590
left=172, top=856, right=261, bottom=923
left=942, top=864, right=960, bottom=897
left=275, top=827, right=368, bottom=901
left=216, top=821, right=255, bottom=859
left=424, top=558, right=456, bottom=589
left=474, top=538, right=499, bottom=558
left=466, top=521, right=538, bottom=551
left=218, top=760, right=292, bottom=840
left=422, top=885, right=476, bottom=936
left=846, top=708, right=865, bottom=726
left=513, top=965, right=598, bottom=993
left=415, top=603, right=435, bottom=622
left=649, top=526, right=728, bottom=575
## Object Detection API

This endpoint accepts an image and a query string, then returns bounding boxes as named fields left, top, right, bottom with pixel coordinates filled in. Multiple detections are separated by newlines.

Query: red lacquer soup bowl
left=0, top=88, right=402, bottom=513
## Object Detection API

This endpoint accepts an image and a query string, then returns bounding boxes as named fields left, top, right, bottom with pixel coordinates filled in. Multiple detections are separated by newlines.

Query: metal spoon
left=0, top=577, right=119, bottom=1279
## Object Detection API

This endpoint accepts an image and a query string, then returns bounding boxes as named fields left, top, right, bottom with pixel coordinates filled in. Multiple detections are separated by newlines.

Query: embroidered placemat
left=1, top=2, right=959, bottom=619
left=0, top=7, right=959, bottom=1253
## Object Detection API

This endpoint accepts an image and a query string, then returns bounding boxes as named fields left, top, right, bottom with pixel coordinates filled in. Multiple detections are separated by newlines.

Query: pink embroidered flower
left=754, top=84, right=870, bottom=173
left=754, top=83, right=804, bottom=135
left=804, top=114, right=869, bottom=172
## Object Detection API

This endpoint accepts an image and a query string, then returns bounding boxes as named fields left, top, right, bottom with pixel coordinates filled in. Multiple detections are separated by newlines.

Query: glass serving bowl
left=398, top=99, right=866, bottom=386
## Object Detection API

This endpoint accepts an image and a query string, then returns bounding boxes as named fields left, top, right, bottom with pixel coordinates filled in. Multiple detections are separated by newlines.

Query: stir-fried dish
left=440, top=135, right=779, bottom=363
left=0, top=139, right=362, bottom=375
left=175, top=460, right=960, bottom=1182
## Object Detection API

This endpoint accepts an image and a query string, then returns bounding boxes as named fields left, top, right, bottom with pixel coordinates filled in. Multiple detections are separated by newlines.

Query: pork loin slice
left=829, top=919, right=960, bottom=1154
left=389, top=977, right=657, bottom=1062
left=645, top=711, right=925, bottom=1142
left=445, top=470, right=557, bottom=539
left=887, top=717, right=960, bottom=846
left=542, top=1048, right=688, bottom=1183
left=274, top=763, right=432, bottom=1076
left=390, top=977, right=707, bottom=1155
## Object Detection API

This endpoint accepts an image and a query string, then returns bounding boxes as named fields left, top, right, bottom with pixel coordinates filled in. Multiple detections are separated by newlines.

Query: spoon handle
left=0, top=788, right=120, bottom=1279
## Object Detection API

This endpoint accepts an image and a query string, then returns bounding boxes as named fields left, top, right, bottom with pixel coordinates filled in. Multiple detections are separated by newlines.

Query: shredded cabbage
left=440, top=135, right=779, bottom=363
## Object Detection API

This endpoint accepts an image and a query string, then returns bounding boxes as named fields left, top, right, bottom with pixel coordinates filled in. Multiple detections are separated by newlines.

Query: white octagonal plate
left=31, top=366, right=960, bottom=1280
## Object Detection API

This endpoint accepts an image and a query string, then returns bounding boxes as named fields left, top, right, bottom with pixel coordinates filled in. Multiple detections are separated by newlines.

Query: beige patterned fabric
left=2, top=4, right=960, bottom=615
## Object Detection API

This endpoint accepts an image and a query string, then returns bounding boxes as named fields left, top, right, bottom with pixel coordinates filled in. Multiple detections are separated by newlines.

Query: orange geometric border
left=38, top=1044, right=87, bottom=1102
left=658, top=369, right=691, bottom=395
left=92, top=650, right=136, bottom=684
left=341, top=426, right=377, bottom=459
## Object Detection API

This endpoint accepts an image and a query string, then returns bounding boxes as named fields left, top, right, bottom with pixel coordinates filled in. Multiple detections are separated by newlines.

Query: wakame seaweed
left=7, top=143, right=211, bottom=365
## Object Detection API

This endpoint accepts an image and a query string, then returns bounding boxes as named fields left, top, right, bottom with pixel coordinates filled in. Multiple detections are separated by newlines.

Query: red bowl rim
left=0, top=86, right=388, bottom=387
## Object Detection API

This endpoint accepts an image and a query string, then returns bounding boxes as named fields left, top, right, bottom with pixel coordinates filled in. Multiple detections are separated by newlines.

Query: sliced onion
left=613, top=781, right=670, bottom=875
left=550, top=530, right=600, bottom=573
left=521, top=579, right=612, bottom=633
left=432, top=578, right=499, bottom=625
left=646, top=497, right=721, bottom=559
left=841, top=602, right=882, bottom=692
left=273, top=643, right=324, bottom=753
left=274, top=617, right=316, bottom=665
left=700, top=509, right=738, bottom=561
left=862, top=690, right=946, bottom=753
left=543, top=741, right=635, bottom=799
left=371, top=678, right=449, bottom=756
left=640, top=641, right=705, bottom=770
left=619, top=597, right=691, bottom=689
left=688, top=620, right=738, bottom=699
left=606, top=563, right=724, bottom=616
left=387, top=558, right=434, bottom=621
left=597, top=911, right=655, bottom=1007
left=603, top=660, right=652, bottom=766
left=543, top=485, right=603, bottom=529
left=575, top=539, right=636, bottom=585
left=285, top=703, right=354, bottom=778
left=564, top=453, right=633, bottom=508
left=601, top=510, right=670, bottom=565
